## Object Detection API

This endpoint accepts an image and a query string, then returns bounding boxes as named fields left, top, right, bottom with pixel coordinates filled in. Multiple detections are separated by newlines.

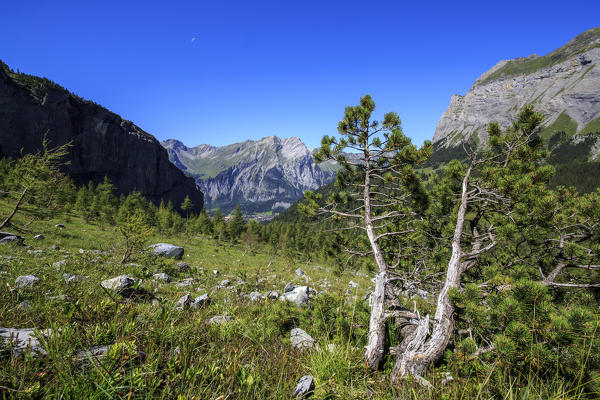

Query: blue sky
left=1, top=1, right=598, bottom=148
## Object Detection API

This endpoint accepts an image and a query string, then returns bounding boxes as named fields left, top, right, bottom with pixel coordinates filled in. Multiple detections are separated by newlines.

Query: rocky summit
left=0, top=60, right=204, bottom=214
left=433, top=28, right=600, bottom=152
left=162, top=136, right=338, bottom=214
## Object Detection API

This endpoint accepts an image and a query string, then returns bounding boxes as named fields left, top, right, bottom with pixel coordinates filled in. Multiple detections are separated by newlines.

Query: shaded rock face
left=433, top=28, right=600, bottom=149
left=162, top=136, right=338, bottom=214
left=0, top=62, right=203, bottom=214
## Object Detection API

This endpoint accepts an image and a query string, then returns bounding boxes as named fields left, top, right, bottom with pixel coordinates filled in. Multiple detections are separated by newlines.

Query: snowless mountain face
left=162, top=136, right=338, bottom=214
left=433, top=27, right=600, bottom=155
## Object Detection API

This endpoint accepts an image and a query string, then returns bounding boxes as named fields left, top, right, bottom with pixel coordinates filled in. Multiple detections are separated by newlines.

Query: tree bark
left=363, top=148, right=390, bottom=370
left=392, top=165, right=472, bottom=383
left=0, top=186, right=28, bottom=230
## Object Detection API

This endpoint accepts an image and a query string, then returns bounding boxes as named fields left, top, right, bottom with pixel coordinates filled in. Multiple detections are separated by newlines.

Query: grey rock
left=46, top=294, right=71, bottom=301
left=176, top=262, right=190, bottom=272
left=191, top=294, right=211, bottom=309
left=207, top=315, right=234, bottom=325
left=247, top=291, right=264, bottom=301
left=281, top=286, right=312, bottom=306
left=0, top=233, right=23, bottom=244
left=284, top=282, right=294, bottom=293
left=63, top=273, right=88, bottom=284
left=49, top=245, right=59, bottom=250
left=53, top=259, right=67, bottom=268
left=33, top=234, right=44, bottom=240
left=153, top=273, right=170, bottom=283
left=148, top=243, right=184, bottom=259
left=215, top=279, right=230, bottom=289
left=290, top=328, right=315, bottom=350
left=55, top=224, right=65, bottom=229
left=176, top=278, right=194, bottom=287
left=27, top=249, right=45, bottom=255
left=348, top=280, right=358, bottom=288
left=212, top=269, right=219, bottom=276
left=295, top=268, right=305, bottom=277
left=266, top=290, right=280, bottom=300
left=0, top=327, right=52, bottom=355
left=100, top=275, right=137, bottom=292
left=14, top=275, right=39, bottom=289
left=293, top=375, right=315, bottom=398
left=73, top=345, right=110, bottom=362
left=175, top=294, right=192, bottom=309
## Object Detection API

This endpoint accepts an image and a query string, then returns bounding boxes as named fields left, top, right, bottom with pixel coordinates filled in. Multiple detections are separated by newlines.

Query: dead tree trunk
left=0, top=186, right=28, bottom=230
left=392, top=165, right=472, bottom=384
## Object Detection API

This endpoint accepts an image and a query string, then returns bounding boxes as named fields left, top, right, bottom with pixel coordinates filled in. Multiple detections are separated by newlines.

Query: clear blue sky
left=1, top=1, right=598, bottom=148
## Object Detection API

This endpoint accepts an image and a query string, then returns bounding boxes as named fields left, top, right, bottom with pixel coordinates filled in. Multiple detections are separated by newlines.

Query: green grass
left=581, top=117, right=600, bottom=136
left=538, top=112, right=578, bottom=140
left=0, top=211, right=596, bottom=398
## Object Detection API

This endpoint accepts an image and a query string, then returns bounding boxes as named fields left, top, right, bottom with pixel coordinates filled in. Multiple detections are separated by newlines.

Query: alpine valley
left=162, top=136, right=339, bottom=215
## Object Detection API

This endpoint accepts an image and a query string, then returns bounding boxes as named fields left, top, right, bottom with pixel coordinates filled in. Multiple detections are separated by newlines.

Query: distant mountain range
left=162, top=136, right=339, bottom=215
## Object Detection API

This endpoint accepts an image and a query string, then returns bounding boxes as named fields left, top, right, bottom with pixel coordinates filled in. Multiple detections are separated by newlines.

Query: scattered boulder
left=290, top=328, right=315, bottom=350
left=73, top=345, right=110, bottom=362
left=100, top=275, right=138, bottom=293
left=17, top=300, right=32, bottom=311
left=284, top=282, right=295, bottom=293
left=215, top=279, right=230, bottom=289
left=176, top=278, right=194, bottom=287
left=175, top=294, right=192, bottom=309
left=153, top=273, right=170, bottom=283
left=293, top=375, right=315, bottom=398
left=212, top=270, right=219, bottom=276
left=27, top=249, right=45, bottom=255
left=281, top=286, right=313, bottom=306
left=207, top=315, right=234, bottom=325
left=53, top=259, right=67, bottom=268
left=46, top=294, right=71, bottom=302
left=14, top=275, right=39, bottom=289
left=0, top=327, right=52, bottom=356
left=191, top=294, right=211, bottom=309
left=295, top=268, right=305, bottom=277
left=49, top=245, right=59, bottom=250
left=63, top=273, right=88, bottom=284
left=147, top=243, right=184, bottom=259
left=176, top=262, right=190, bottom=272
left=0, top=233, right=23, bottom=245
left=33, top=234, right=44, bottom=240
left=247, top=292, right=264, bottom=301
left=266, top=290, right=279, bottom=300
left=55, top=224, right=65, bottom=229
left=348, top=281, right=358, bottom=288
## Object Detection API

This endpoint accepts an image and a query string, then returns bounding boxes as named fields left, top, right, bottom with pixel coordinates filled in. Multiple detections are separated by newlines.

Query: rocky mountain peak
left=433, top=28, right=600, bottom=148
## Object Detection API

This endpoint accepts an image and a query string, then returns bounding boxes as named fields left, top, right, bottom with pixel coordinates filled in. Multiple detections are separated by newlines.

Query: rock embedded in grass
left=293, top=375, right=315, bottom=398
left=14, top=275, right=40, bottom=289
left=175, top=294, right=192, bottom=309
left=33, top=234, right=44, bottom=240
left=176, top=262, right=190, bottom=272
left=207, top=315, right=234, bottom=325
left=0, top=327, right=52, bottom=356
left=266, top=290, right=279, bottom=299
left=147, top=243, right=184, bottom=259
left=295, top=268, right=305, bottom=277
left=246, top=291, right=264, bottom=301
left=176, top=278, right=194, bottom=287
left=63, top=273, right=88, bottom=284
left=284, top=282, right=294, bottom=293
left=53, top=259, right=67, bottom=268
left=100, top=275, right=138, bottom=293
left=290, top=328, right=315, bottom=350
left=191, top=294, right=210, bottom=308
left=55, top=224, right=65, bottom=229
left=153, top=273, right=170, bottom=282
left=281, top=286, right=313, bottom=306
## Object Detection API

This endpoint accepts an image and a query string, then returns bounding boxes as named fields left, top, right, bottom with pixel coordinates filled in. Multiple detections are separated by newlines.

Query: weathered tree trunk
left=392, top=166, right=472, bottom=384
left=363, top=151, right=390, bottom=370
left=0, top=186, right=28, bottom=230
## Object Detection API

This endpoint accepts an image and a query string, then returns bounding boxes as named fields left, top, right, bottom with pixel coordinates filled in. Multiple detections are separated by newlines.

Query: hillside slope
left=0, top=60, right=203, bottom=213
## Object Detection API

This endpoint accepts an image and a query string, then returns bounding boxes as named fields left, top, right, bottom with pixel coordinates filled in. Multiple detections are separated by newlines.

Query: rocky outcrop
left=0, top=61, right=203, bottom=214
left=162, top=136, right=338, bottom=214
left=433, top=28, right=600, bottom=148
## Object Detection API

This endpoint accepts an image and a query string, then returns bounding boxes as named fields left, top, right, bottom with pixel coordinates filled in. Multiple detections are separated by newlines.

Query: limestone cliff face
left=433, top=28, right=600, bottom=148
left=162, top=136, right=337, bottom=214
left=0, top=61, right=203, bottom=213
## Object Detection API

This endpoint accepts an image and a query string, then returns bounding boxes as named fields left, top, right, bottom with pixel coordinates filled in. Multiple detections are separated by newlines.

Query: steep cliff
left=0, top=60, right=203, bottom=213
left=162, top=136, right=337, bottom=214
left=433, top=27, right=600, bottom=149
